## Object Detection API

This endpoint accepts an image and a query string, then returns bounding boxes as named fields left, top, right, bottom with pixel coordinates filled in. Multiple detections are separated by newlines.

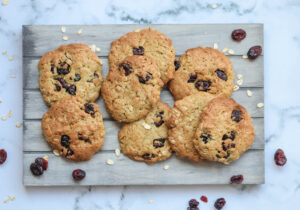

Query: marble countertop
left=0, top=0, right=300, bottom=209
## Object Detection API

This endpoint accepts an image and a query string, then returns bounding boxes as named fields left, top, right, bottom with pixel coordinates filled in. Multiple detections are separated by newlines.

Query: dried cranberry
left=231, top=29, right=247, bottom=41
left=189, top=199, right=199, bottom=208
left=215, top=70, right=227, bottom=81
left=138, top=73, right=151, bottom=84
left=74, top=73, right=81, bottom=82
left=187, top=207, right=199, bottom=210
left=274, top=149, right=287, bottom=166
left=30, top=162, right=44, bottom=176
left=57, top=62, right=70, bottom=75
left=200, top=195, right=208, bottom=203
left=61, top=135, right=70, bottom=148
left=72, top=169, right=86, bottom=181
left=231, top=110, right=242, bottom=122
left=153, top=138, right=166, bottom=148
left=35, top=157, right=48, bottom=170
left=0, top=149, right=7, bottom=164
left=222, top=131, right=235, bottom=140
left=200, top=133, right=210, bottom=144
left=230, top=174, right=244, bottom=184
left=214, top=198, right=226, bottom=209
left=142, top=153, right=155, bottom=160
left=66, top=148, right=74, bottom=157
left=50, top=64, right=55, bottom=74
left=195, top=80, right=211, bottom=91
left=67, top=84, right=76, bottom=95
left=55, top=84, right=61, bottom=91
left=94, top=73, right=99, bottom=78
left=154, top=112, right=164, bottom=127
left=174, top=60, right=181, bottom=71
left=187, top=73, right=198, bottom=83
left=247, top=46, right=262, bottom=59
left=56, top=78, right=69, bottom=89
left=84, top=103, right=95, bottom=116
left=119, top=63, right=132, bottom=76
left=133, top=46, right=144, bottom=55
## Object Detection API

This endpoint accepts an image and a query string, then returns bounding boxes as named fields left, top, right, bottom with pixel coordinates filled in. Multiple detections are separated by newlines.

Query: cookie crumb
left=16, top=122, right=22, bottom=127
left=3, top=198, right=9, bottom=203
left=2, top=50, right=7, bottom=55
left=8, top=195, right=15, bottom=201
left=1, top=115, right=7, bottom=121
left=62, top=36, right=69, bottom=41
left=115, top=148, right=120, bottom=157
left=211, top=4, right=218, bottom=9
left=237, top=79, right=243, bottom=86
left=1, top=0, right=9, bottom=6
left=134, top=29, right=141, bottom=32
left=106, top=159, right=114, bottom=165
left=0, top=99, right=2, bottom=103
left=43, top=155, right=49, bottom=161
left=163, top=165, right=170, bottom=170
left=233, top=85, right=239, bottom=91
left=257, top=103, right=264, bottom=108
left=77, top=28, right=83, bottom=35
left=7, top=110, right=12, bottom=117
left=222, top=47, right=228, bottom=53
left=228, top=49, right=235, bottom=55
left=61, top=26, right=66, bottom=33
left=237, top=74, right=243, bottom=80
left=53, top=149, right=60, bottom=156
left=242, top=55, right=248, bottom=59
left=8, top=55, right=13, bottom=61
left=142, top=122, right=151, bottom=130
left=148, top=198, right=153, bottom=203
left=10, top=74, right=16, bottom=78
left=99, top=59, right=103, bottom=65
left=95, top=47, right=101, bottom=52
left=89, top=44, right=96, bottom=52
left=213, top=43, right=218, bottom=49
left=247, top=89, right=253, bottom=97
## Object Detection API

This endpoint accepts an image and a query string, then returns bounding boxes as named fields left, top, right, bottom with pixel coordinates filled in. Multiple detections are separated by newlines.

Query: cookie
left=166, top=93, right=216, bottom=162
left=193, top=98, right=255, bottom=164
left=118, top=101, right=172, bottom=164
left=39, top=43, right=103, bottom=106
left=168, top=47, right=234, bottom=100
left=101, top=55, right=163, bottom=123
left=41, top=96, right=106, bottom=161
left=109, top=28, right=175, bottom=84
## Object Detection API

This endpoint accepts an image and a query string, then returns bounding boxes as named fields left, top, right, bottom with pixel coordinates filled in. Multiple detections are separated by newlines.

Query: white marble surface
left=0, top=0, right=300, bottom=209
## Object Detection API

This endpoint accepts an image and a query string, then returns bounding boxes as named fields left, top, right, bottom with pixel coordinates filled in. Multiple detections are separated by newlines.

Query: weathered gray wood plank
left=23, top=55, right=263, bottom=89
left=23, top=88, right=264, bottom=120
left=23, top=117, right=264, bottom=152
left=23, top=24, right=263, bottom=57
left=23, top=149, right=264, bottom=186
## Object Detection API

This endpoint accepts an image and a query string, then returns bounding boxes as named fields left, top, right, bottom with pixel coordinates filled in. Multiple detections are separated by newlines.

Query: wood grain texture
left=23, top=24, right=263, bottom=57
left=23, top=56, right=263, bottom=89
left=23, top=24, right=264, bottom=186
left=23, top=117, right=263, bottom=152
left=23, top=150, right=264, bottom=186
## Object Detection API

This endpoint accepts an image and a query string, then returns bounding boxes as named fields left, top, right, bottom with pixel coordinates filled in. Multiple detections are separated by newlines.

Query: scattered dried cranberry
left=61, top=135, right=70, bottom=147
left=154, top=112, right=164, bottom=127
left=247, top=46, right=262, bottom=59
left=138, top=73, right=151, bottom=84
left=195, top=80, right=211, bottom=91
left=119, top=63, right=132, bottom=76
left=56, top=78, right=69, bottom=89
left=230, top=174, right=244, bottom=184
left=231, top=110, right=242, bottom=122
left=94, top=73, right=99, bottom=78
left=274, top=149, right=287, bottom=166
left=72, top=169, right=86, bottom=181
left=153, top=138, right=166, bottom=148
left=142, top=153, right=155, bottom=160
left=200, top=195, right=208, bottom=203
left=189, top=199, right=199, bottom=208
left=200, top=133, right=210, bottom=144
left=66, top=148, right=74, bottom=157
left=231, top=29, right=246, bottom=41
left=188, top=73, right=198, bottom=83
left=215, top=70, right=227, bottom=81
left=67, top=84, right=76, bottom=95
left=74, top=73, right=81, bottom=82
left=0, top=149, right=7, bottom=164
left=174, top=60, right=181, bottom=71
left=133, top=46, right=144, bottom=55
left=214, top=198, right=226, bottom=209
left=55, top=84, right=61, bottom=91
left=30, top=162, right=44, bottom=176
left=187, top=207, right=199, bottom=210
left=84, top=103, right=95, bottom=116
left=35, top=157, right=48, bottom=170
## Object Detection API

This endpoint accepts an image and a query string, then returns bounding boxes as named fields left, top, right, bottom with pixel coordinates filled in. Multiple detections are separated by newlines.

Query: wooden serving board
left=23, top=24, right=264, bottom=186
